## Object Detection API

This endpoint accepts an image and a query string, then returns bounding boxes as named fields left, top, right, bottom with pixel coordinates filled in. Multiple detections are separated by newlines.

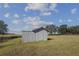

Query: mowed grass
left=0, top=35, right=79, bottom=56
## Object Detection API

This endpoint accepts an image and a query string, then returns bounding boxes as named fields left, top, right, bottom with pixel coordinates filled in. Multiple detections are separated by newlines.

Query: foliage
left=45, top=24, right=57, bottom=34
left=58, top=25, right=79, bottom=34
left=45, top=24, right=79, bottom=35
left=58, top=25, right=68, bottom=34
left=0, top=20, right=8, bottom=34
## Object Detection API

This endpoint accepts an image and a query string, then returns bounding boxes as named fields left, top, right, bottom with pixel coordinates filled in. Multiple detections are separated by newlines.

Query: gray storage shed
left=22, top=27, right=48, bottom=42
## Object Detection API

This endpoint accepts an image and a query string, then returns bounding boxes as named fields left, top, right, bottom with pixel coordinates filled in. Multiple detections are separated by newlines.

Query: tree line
left=0, top=20, right=79, bottom=35
left=45, top=24, right=79, bottom=35
left=0, top=20, right=8, bottom=34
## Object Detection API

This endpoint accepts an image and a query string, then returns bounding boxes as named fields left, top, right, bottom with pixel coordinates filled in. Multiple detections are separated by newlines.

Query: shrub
left=47, top=38, right=52, bottom=40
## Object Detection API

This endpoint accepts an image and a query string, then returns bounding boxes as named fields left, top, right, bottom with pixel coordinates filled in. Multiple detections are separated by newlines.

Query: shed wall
left=22, top=30, right=48, bottom=42
left=36, top=30, right=48, bottom=41
left=22, top=31, right=35, bottom=42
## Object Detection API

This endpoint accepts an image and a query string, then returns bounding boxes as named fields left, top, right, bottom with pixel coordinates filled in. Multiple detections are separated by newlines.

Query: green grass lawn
left=0, top=35, right=79, bottom=56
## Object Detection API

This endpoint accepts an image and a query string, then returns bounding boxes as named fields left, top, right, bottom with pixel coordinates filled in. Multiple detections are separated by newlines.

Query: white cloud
left=9, top=28, right=22, bottom=35
left=49, top=3, right=57, bottom=11
left=67, top=19, right=72, bottom=22
left=71, top=8, right=77, bottom=14
left=25, top=3, right=57, bottom=16
left=14, top=14, right=19, bottom=18
left=12, top=19, right=21, bottom=25
left=23, top=16, right=53, bottom=29
left=23, top=14, right=26, bottom=17
left=25, top=3, right=57, bottom=12
left=41, top=12, right=51, bottom=16
left=12, top=14, right=21, bottom=25
left=59, top=19, right=63, bottom=23
left=4, top=13, right=10, bottom=18
left=4, top=3, right=9, bottom=8
left=25, top=3, right=48, bottom=12
left=54, top=9, right=58, bottom=13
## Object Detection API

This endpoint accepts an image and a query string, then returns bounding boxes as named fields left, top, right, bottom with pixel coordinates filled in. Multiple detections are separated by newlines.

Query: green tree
left=58, top=25, right=68, bottom=34
left=69, top=26, right=79, bottom=34
left=0, top=20, right=8, bottom=34
left=45, top=24, right=57, bottom=35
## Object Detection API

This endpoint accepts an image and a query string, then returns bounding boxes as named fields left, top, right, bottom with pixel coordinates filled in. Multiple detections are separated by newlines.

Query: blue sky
left=0, top=3, right=79, bottom=33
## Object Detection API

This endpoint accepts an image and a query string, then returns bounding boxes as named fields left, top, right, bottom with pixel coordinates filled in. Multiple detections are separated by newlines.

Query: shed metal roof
left=32, top=27, right=46, bottom=33
left=22, top=27, right=47, bottom=33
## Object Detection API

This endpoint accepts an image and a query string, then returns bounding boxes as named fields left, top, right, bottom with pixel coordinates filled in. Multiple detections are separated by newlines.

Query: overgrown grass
left=0, top=35, right=79, bottom=56
left=0, top=34, right=21, bottom=42
left=0, top=34, right=20, bottom=37
left=0, top=38, right=21, bottom=48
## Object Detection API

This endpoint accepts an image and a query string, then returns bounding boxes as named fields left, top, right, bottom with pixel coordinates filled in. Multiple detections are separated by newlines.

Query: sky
left=0, top=3, right=79, bottom=33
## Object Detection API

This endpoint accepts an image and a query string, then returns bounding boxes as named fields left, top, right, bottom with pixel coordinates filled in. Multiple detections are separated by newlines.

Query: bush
left=47, top=38, right=52, bottom=40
